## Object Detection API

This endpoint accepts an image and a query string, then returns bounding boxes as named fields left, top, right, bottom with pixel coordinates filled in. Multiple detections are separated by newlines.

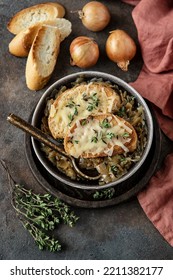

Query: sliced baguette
left=9, top=18, right=72, bottom=57
left=7, top=3, right=65, bottom=34
left=45, top=18, right=72, bottom=42
left=9, top=25, right=40, bottom=57
left=45, top=2, right=65, bottom=18
left=25, top=25, right=60, bottom=91
left=48, top=82, right=121, bottom=139
left=64, top=114, right=138, bottom=158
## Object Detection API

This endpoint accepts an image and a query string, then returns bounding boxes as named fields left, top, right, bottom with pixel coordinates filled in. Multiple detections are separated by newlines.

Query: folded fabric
left=122, top=0, right=173, bottom=246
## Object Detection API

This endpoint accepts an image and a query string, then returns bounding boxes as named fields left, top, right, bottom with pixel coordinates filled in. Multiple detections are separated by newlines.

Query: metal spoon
left=7, top=113, right=101, bottom=181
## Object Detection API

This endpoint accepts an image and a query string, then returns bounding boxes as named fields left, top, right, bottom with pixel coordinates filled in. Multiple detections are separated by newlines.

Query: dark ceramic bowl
left=31, top=71, right=153, bottom=190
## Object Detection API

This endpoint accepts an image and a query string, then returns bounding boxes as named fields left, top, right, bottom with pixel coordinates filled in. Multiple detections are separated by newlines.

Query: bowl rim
left=31, top=71, right=154, bottom=190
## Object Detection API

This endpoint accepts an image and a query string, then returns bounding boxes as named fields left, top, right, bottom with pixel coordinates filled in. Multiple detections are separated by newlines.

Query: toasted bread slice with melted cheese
left=48, top=82, right=121, bottom=139
left=64, top=114, right=138, bottom=158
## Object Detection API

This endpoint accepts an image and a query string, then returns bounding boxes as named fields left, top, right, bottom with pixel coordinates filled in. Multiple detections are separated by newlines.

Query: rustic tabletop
left=1, top=0, right=173, bottom=260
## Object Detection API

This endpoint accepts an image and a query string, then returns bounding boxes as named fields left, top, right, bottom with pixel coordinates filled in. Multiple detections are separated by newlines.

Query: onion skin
left=70, top=36, right=99, bottom=68
left=79, top=1, right=111, bottom=32
left=106, top=30, right=137, bottom=71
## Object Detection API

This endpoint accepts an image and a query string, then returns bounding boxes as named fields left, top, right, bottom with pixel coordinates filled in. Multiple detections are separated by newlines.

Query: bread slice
left=45, top=18, right=72, bottom=42
left=48, top=82, right=121, bottom=139
left=45, top=2, right=65, bottom=18
left=9, top=18, right=72, bottom=57
left=64, top=114, right=138, bottom=158
left=9, top=25, right=40, bottom=57
left=7, top=3, right=65, bottom=34
left=25, top=25, right=60, bottom=91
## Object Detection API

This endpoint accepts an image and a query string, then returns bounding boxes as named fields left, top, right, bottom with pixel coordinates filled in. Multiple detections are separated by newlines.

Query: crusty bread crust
left=7, top=3, right=64, bottom=34
left=48, top=82, right=121, bottom=139
left=8, top=18, right=71, bottom=57
left=45, top=2, right=65, bottom=18
left=64, top=114, right=138, bottom=158
left=44, top=18, right=72, bottom=42
left=9, top=24, right=40, bottom=57
left=25, top=25, right=60, bottom=91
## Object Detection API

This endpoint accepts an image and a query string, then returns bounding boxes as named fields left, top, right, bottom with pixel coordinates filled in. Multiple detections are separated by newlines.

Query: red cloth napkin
left=122, top=0, right=173, bottom=246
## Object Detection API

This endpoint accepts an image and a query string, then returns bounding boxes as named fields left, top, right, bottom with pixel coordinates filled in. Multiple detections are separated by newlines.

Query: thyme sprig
left=1, top=160, right=78, bottom=252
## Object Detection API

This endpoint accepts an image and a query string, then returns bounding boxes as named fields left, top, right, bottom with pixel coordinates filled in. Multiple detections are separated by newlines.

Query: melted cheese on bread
left=48, top=82, right=121, bottom=139
left=64, top=114, right=138, bottom=158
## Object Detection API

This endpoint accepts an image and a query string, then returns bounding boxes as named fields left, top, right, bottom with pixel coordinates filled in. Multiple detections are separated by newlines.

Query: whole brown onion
left=106, top=29, right=137, bottom=71
left=78, top=1, right=111, bottom=32
left=70, top=36, right=99, bottom=68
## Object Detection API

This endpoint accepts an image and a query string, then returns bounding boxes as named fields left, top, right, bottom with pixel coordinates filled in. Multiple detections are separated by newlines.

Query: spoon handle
left=7, top=113, right=69, bottom=158
left=7, top=113, right=101, bottom=181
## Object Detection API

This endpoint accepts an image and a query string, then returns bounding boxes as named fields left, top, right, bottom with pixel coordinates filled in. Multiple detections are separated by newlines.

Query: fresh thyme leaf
left=86, top=92, right=100, bottom=112
left=67, top=100, right=80, bottom=125
left=74, top=140, right=79, bottom=144
left=68, top=114, right=73, bottom=121
left=0, top=160, right=79, bottom=253
left=99, top=118, right=111, bottom=129
left=91, top=136, right=98, bottom=143
left=106, top=132, right=115, bottom=139
left=122, top=132, right=129, bottom=138
left=66, top=100, right=76, bottom=108
left=74, top=107, right=78, bottom=116
left=120, top=156, right=126, bottom=162
left=82, top=92, right=89, bottom=101
left=87, top=103, right=94, bottom=112
left=92, top=92, right=97, bottom=99
left=117, top=106, right=125, bottom=117
left=93, top=188, right=115, bottom=200
left=91, top=129, right=99, bottom=143
left=24, top=222, right=61, bottom=252
left=81, top=119, right=88, bottom=126
left=66, top=100, right=80, bottom=109
left=111, top=165, right=118, bottom=173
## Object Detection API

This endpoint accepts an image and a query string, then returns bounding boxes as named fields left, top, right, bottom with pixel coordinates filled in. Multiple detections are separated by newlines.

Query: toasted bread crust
left=45, top=2, right=65, bottom=18
left=7, top=3, right=64, bottom=34
left=48, top=82, right=121, bottom=139
left=9, top=18, right=71, bottom=57
left=25, top=25, right=60, bottom=91
left=64, top=114, right=138, bottom=158
left=9, top=24, right=40, bottom=57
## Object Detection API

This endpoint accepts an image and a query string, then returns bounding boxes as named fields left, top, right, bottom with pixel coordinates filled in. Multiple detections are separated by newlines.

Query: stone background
left=0, top=0, right=173, bottom=259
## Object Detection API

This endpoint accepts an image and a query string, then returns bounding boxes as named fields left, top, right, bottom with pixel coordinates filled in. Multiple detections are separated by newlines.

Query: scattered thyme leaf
left=86, top=92, right=100, bottom=111
left=91, top=136, right=98, bottom=143
left=122, top=132, right=129, bottom=138
left=0, top=160, right=79, bottom=253
left=106, top=132, right=115, bottom=139
left=93, top=188, right=115, bottom=200
left=117, top=106, right=125, bottom=117
left=111, top=165, right=118, bottom=173
left=99, top=118, right=111, bottom=129
left=68, top=114, right=73, bottom=122
left=81, top=119, right=88, bottom=126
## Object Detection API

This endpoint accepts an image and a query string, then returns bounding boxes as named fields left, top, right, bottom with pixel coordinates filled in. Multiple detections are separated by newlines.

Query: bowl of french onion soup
left=31, top=71, right=153, bottom=190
